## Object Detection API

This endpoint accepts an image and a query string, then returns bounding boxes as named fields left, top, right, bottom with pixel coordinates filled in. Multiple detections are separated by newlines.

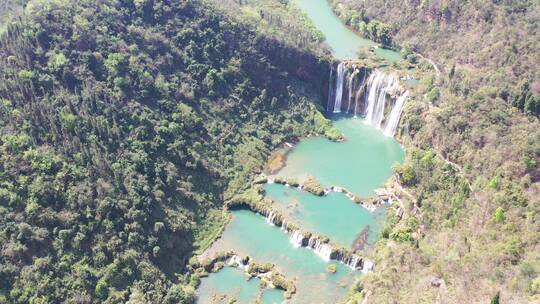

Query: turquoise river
left=196, top=1, right=405, bottom=303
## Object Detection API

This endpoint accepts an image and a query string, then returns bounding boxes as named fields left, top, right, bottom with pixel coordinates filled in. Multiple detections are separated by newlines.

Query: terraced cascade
left=202, top=209, right=357, bottom=304
left=263, top=183, right=386, bottom=248
left=196, top=267, right=285, bottom=304
left=197, top=1, right=408, bottom=303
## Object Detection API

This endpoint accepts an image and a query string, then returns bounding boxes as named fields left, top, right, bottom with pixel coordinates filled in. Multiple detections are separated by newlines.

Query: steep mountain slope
left=325, top=1, right=540, bottom=303
left=332, top=0, right=540, bottom=91
left=0, top=0, right=28, bottom=28
left=0, top=0, right=333, bottom=302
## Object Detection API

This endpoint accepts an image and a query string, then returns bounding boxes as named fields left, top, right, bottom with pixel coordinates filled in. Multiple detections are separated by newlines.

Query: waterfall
left=353, top=69, right=367, bottom=116
left=313, top=240, right=333, bottom=261
left=228, top=255, right=248, bottom=270
left=365, top=70, right=400, bottom=129
left=325, top=65, right=409, bottom=136
left=383, top=91, right=409, bottom=137
left=307, top=237, right=332, bottom=261
left=346, top=69, right=359, bottom=113
left=332, top=62, right=347, bottom=113
left=345, top=255, right=361, bottom=270
left=364, top=71, right=382, bottom=123
left=289, top=230, right=304, bottom=248
left=266, top=211, right=276, bottom=225
left=362, top=260, right=374, bottom=274
left=326, top=64, right=334, bottom=112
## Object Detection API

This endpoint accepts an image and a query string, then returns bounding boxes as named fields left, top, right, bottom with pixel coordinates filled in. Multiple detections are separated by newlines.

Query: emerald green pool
left=264, top=182, right=386, bottom=247
left=198, top=1, right=406, bottom=303
left=198, top=108, right=403, bottom=304
left=278, top=114, right=405, bottom=197
left=196, top=266, right=285, bottom=304
left=293, top=0, right=402, bottom=62
left=202, top=209, right=355, bottom=304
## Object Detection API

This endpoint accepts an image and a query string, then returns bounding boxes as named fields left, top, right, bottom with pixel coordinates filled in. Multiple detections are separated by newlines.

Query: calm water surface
left=201, top=209, right=355, bottom=304
left=198, top=2, right=406, bottom=303
left=264, top=182, right=386, bottom=247
left=197, top=266, right=285, bottom=304
left=293, top=0, right=402, bottom=62
left=278, top=114, right=405, bottom=197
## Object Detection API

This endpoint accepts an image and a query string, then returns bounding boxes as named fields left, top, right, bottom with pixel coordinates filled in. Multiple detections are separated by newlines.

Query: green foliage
left=427, top=88, right=441, bottom=103
left=531, top=277, right=540, bottom=295
left=46, top=52, right=69, bottom=72
left=395, top=163, right=416, bottom=186
left=94, top=280, right=108, bottom=299
left=493, top=207, right=505, bottom=223
left=0, top=0, right=328, bottom=302
left=59, top=108, right=78, bottom=131
left=331, top=3, right=393, bottom=47
left=512, top=82, right=540, bottom=116
left=487, top=177, right=499, bottom=189
left=490, top=291, right=500, bottom=304
left=389, top=230, right=413, bottom=242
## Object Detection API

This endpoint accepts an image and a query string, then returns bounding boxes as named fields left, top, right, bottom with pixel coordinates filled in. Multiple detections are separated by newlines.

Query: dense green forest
left=0, top=0, right=30, bottom=34
left=328, top=0, right=540, bottom=303
left=1, top=0, right=539, bottom=303
left=0, top=0, right=334, bottom=302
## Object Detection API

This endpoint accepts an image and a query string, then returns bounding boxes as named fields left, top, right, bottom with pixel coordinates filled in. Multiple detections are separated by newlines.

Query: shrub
left=94, top=280, right=108, bottom=299
left=493, top=207, right=505, bottom=223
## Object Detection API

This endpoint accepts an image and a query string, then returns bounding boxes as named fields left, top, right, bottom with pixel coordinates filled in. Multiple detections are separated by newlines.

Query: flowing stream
left=293, top=0, right=402, bottom=61
left=197, top=1, right=407, bottom=303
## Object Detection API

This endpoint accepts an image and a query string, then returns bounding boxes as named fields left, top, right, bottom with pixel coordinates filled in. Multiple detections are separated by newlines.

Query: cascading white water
left=332, top=62, right=347, bottom=113
left=307, top=236, right=317, bottom=248
left=362, top=260, right=374, bottom=274
left=383, top=91, right=409, bottom=137
left=364, top=71, right=384, bottom=124
left=346, top=69, right=359, bottom=113
left=326, top=65, right=409, bottom=136
left=365, top=70, right=399, bottom=129
left=353, top=69, right=367, bottom=116
left=326, top=64, right=334, bottom=112
left=346, top=255, right=361, bottom=270
left=309, top=239, right=332, bottom=261
left=228, top=255, right=248, bottom=270
left=266, top=211, right=276, bottom=225
left=289, top=230, right=304, bottom=248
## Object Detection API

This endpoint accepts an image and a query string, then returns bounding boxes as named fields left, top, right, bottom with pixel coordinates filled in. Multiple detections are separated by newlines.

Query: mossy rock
left=212, top=261, right=225, bottom=272
left=253, top=176, right=268, bottom=184
left=274, top=177, right=286, bottom=184
left=270, top=272, right=295, bottom=293
left=286, top=178, right=300, bottom=187
left=247, top=262, right=274, bottom=276
left=326, top=264, right=337, bottom=273
left=303, top=176, right=325, bottom=196
left=353, top=196, right=364, bottom=204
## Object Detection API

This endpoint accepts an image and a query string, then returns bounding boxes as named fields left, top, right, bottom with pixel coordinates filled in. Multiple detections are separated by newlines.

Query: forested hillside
left=0, top=0, right=29, bottom=31
left=331, top=0, right=540, bottom=115
left=327, top=1, right=540, bottom=303
left=0, top=0, right=333, bottom=302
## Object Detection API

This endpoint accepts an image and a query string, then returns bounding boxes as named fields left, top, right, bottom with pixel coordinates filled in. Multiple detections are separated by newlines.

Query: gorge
left=196, top=0, right=411, bottom=303
left=1, top=0, right=537, bottom=303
